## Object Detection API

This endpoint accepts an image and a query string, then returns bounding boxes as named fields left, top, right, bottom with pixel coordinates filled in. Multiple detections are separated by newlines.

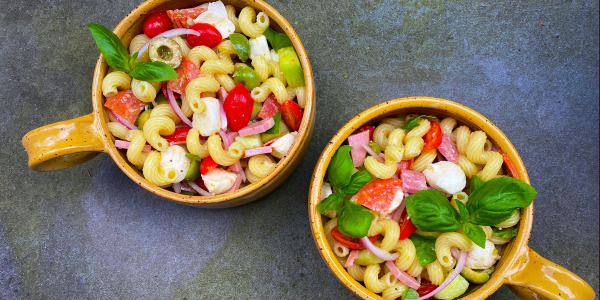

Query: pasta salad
left=317, top=114, right=536, bottom=299
left=88, top=1, right=307, bottom=196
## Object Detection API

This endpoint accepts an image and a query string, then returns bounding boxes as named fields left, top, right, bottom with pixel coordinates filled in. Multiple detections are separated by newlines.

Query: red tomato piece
left=395, top=158, right=414, bottom=177
left=223, top=83, right=254, bottom=132
left=104, top=90, right=146, bottom=124
left=416, top=280, right=438, bottom=299
left=194, top=175, right=208, bottom=190
left=200, top=156, right=219, bottom=175
left=331, top=227, right=379, bottom=250
left=142, top=12, right=173, bottom=38
left=280, top=100, right=303, bottom=132
left=163, top=127, right=191, bottom=143
left=422, top=121, right=443, bottom=152
left=498, top=149, right=519, bottom=179
left=167, top=57, right=200, bottom=95
left=257, top=94, right=281, bottom=119
left=354, top=125, right=375, bottom=141
left=354, top=179, right=403, bottom=215
left=166, top=6, right=207, bottom=28
left=398, top=211, right=417, bottom=240
left=186, top=23, right=222, bottom=48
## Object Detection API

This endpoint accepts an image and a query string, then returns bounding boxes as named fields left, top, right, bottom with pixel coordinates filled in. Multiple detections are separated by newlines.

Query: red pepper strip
left=331, top=227, right=379, bottom=250
left=200, top=156, right=219, bottom=175
left=163, top=127, right=191, bottom=143
left=498, top=149, right=519, bottom=179
left=422, top=121, right=442, bottom=152
left=398, top=211, right=417, bottom=240
left=417, top=279, right=438, bottom=299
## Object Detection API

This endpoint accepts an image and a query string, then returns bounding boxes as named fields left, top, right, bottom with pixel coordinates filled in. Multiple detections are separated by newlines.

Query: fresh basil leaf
left=263, top=27, right=292, bottom=52
left=470, top=175, right=484, bottom=193
left=340, top=170, right=372, bottom=195
left=87, top=23, right=131, bottom=72
left=405, top=189, right=461, bottom=232
left=130, top=51, right=139, bottom=65
left=455, top=199, right=469, bottom=222
left=401, top=115, right=436, bottom=130
left=401, top=288, right=420, bottom=300
left=492, top=226, right=519, bottom=239
left=467, top=177, right=536, bottom=226
left=264, top=112, right=281, bottom=134
left=130, top=61, right=178, bottom=82
left=337, top=201, right=372, bottom=238
left=316, top=192, right=344, bottom=214
left=185, top=153, right=203, bottom=162
left=409, top=234, right=437, bottom=266
left=327, top=145, right=354, bottom=191
left=462, top=222, right=487, bottom=248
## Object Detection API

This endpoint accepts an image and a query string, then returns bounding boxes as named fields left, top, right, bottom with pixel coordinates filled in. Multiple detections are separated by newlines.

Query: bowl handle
left=506, top=246, right=595, bottom=300
left=22, top=113, right=107, bottom=171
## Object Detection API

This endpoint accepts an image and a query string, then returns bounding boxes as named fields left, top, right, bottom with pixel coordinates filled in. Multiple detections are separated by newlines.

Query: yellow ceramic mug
left=22, top=0, right=315, bottom=208
left=308, top=97, right=595, bottom=299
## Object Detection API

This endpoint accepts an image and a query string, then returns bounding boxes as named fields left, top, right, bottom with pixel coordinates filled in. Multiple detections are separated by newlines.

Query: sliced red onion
left=345, top=250, right=359, bottom=268
left=137, top=28, right=200, bottom=56
left=226, top=173, right=243, bottom=193
left=385, top=261, right=421, bottom=290
left=451, top=248, right=460, bottom=259
left=415, top=250, right=469, bottom=300
left=360, top=236, right=399, bottom=261
left=180, top=182, right=195, bottom=193
left=219, top=129, right=231, bottom=150
left=239, top=167, right=247, bottom=182
left=187, top=180, right=212, bottom=196
left=114, top=140, right=152, bottom=152
left=217, top=87, right=228, bottom=102
left=169, top=141, right=186, bottom=146
left=110, top=110, right=137, bottom=130
left=152, top=100, right=158, bottom=107
left=219, top=101, right=228, bottom=129
left=173, top=182, right=182, bottom=193
left=362, top=144, right=384, bottom=163
left=167, top=88, right=193, bottom=127
left=390, top=201, right=406, bottom=223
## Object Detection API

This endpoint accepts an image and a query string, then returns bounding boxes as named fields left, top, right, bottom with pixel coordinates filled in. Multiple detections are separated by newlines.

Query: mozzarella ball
left=159, top=145, right=192, bottom=183
left=192, top=97, right=221, bottom=136
left=423, top=161, right=466, bottom=194
left=465, top=240, right=500, bottom=270
left=249, top=35, right=271, bottom=61
left=271, top=132, right=297, bottom=159
left=202, top=168, right=238, bottom=194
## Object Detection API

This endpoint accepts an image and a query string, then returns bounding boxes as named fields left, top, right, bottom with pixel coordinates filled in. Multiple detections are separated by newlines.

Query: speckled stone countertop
left=1, top=0, right=598, bottom=299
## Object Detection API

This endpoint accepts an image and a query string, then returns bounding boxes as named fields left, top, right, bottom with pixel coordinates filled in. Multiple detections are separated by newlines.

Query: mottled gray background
left=1, top=0, right=598, bottom=299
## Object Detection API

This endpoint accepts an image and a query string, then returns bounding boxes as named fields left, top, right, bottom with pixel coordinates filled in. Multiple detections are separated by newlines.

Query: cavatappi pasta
left=101, top=1, right=306, bottom=196
left=318, top=114, right=530, bottom=299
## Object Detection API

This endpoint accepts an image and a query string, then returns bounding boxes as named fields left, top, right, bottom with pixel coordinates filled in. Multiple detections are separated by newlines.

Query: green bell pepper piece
left=183, top=159, right=201, bottom=181
left=278, top=46, right=305, bottom=88
left=233, top=65, right=261, bottom=90
left=263, top=27, right=292, bottom=52
left=136, top=109, right=152, bottom=130
left=229, top=33, right=250, bottom=62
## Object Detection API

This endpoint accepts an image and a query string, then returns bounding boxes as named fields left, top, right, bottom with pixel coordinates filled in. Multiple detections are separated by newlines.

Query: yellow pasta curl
left=206, top=134, right=245, bottom=166
left=248, top=154, right=277, bottom=179
left=142, top=115, right=175, bottom=151
left=238, top=7, right=269, bottom=38
left=142, top=151, right=177, bottom=186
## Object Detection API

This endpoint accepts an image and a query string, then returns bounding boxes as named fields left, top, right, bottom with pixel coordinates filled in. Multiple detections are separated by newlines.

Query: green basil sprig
left=405, top=176, right=536, bottom=248
left=87, top=23, right=177, bottom=82
left=317, top=146, right=373, bottom=238
left=401, top=288, right=420, bottom=300
left=409, top=234, right=437, bottom=266
left=492, top=226, right=519, bottom=239
left=402, top=115, right=436, bottom=130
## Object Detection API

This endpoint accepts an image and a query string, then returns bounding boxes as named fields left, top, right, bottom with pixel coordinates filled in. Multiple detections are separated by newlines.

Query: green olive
left=148, top=37, right=183, bottom=68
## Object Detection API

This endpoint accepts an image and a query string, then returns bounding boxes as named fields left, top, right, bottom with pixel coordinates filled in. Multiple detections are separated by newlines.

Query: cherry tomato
left=498, top=149, right=519, bottom=179
left=354, top=179, right=403, bottom=215
left=200, top=156, right=219, bottom=175
left=395, top=158, right=414, bottom=177
left=194, top=176, right=208, bottom=190
left=163, top=127, right=191, bottom=143
left=167, top=56, right=200, bottom=95
left=280, top=100, right=303, bottom=132
left=422, top=121, right=443, bottom=151
left=143, top=12, right=173, bottom=39
left=104, top=90, right=146, bottom=124
left=166, top=6, right=207, bottom=28
left=416, top=280, right=438, bottom=299
left=186, top=23, right=222, bottom=48
left=223, top=83, right=254, bottom=131
left=398, top=211, right=417, bottom=240
left=330, top=227, right=379, bottom=250
left=354, top=125, right=375, bottom=141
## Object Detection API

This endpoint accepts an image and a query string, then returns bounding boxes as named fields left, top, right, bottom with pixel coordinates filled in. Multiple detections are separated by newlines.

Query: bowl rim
left=90, top=0, right=315, bottom=206
left=308, top=97, right=533, bottom=299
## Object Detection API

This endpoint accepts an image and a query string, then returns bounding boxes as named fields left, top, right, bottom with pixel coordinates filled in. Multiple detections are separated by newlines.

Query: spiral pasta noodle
left=435, top=232, right=473, bottom=269
left=125, top=129, right=148, bottom=167
left=185, top=128, right=209, bottom=159
left=225, top=5, right=241, bottom=32
left=102, top=71, right=131, bottom=97
left=142, top=115, right=175, bottom=151
left=207, top=134, right=245, bottom=166
left=248, top=154, right=277, bottom=179
left=142, top=151, right=177, bottom=186
left=238, top=7, right=269, bottom=38
left=251, top=77, right=288, bottom=103
left=107, top=122, right=130, bottom=140
left=185, top=77, right=221, bottom=113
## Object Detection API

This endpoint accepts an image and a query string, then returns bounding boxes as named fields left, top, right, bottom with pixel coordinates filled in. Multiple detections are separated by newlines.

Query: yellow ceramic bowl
left=21, top=0, right=315, bottom=208
left=308, top=97, right=595, bottom=299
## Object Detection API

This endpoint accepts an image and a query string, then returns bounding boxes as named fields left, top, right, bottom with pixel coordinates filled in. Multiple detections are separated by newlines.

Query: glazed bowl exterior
left=22, top=0, right=315, bottom=208
left=308, top=97, right=595, bottom=299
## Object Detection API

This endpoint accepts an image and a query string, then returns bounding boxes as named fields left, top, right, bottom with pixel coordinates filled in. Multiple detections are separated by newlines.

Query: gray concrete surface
left=1, top=0, right=598, bottom=299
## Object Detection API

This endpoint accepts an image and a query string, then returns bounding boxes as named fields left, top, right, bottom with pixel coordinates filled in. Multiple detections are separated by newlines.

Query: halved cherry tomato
left=280, top=100, right=303, bottom=132
left=143, top=12, right=173, bottom=38
left=166, top=6, right=207, bottom=28
left=167, top=56, right=200, bottom=95
left=331, top=226, right=379, bottom=250
left=398, top=211, right=417, bottom=240
left=498, top=149, right=519, bottom=179
left=186, top=23, right=222, bottom=48
left=354, top=125, right=375, bottom=141
left=416, top=280, right=438, bottom=299
left=422, top=121, right=443, bottom=152
left=223, top=83, right=254, bottom=131
left=104, top=90, right=146, bottom=124
left=395, top=158, right=414, bottom=177
left=355, top=179, right=403, bottom=215
left=164, top=127, right=191, bottom=143
left=200, top=156, right=219, bottom=175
